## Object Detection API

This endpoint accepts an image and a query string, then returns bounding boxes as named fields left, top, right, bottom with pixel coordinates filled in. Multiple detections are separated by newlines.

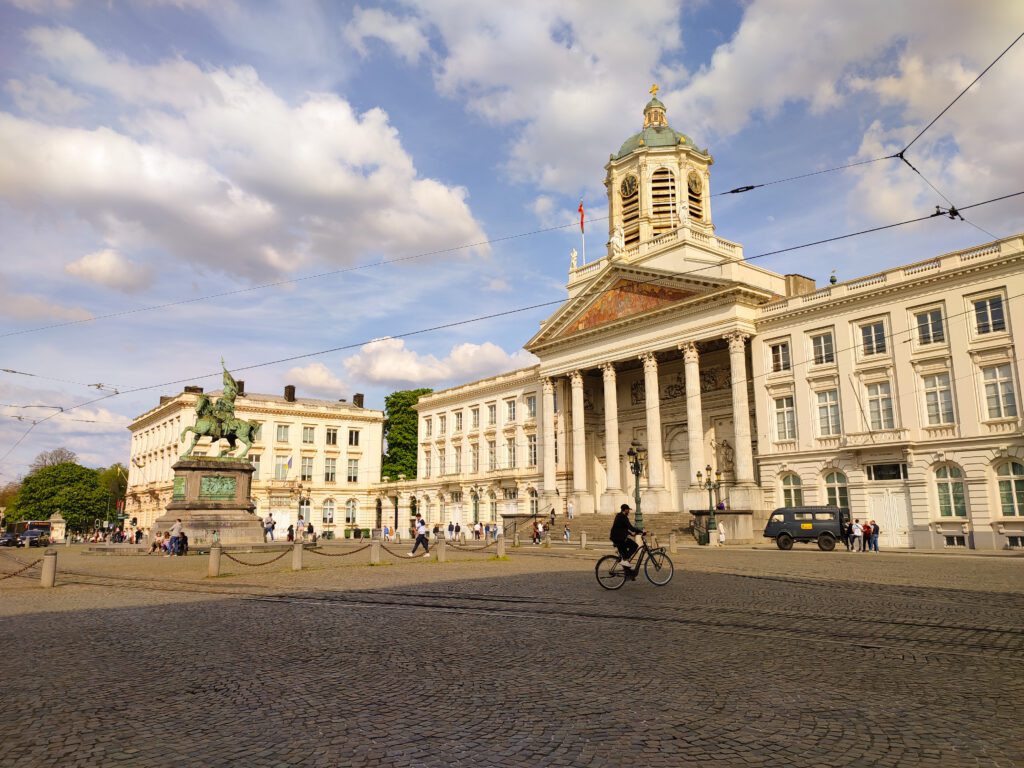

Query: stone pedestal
left=155, top=457, right=263, bottom=546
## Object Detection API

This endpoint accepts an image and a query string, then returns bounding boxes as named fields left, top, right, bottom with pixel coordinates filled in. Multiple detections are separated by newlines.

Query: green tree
left=29, top=447, right=78, bottom=473
left=9, top=463, right=108, bottom=531
left=381, top=388, right=431, bottom=480
left=97, top=463, right=128, bottom=517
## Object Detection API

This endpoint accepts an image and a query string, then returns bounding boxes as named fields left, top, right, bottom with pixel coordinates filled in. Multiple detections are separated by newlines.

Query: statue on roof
left=180, top=359, right=258, bottom=459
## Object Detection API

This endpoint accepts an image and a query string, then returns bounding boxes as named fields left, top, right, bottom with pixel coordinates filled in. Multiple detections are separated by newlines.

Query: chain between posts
left=0, top=557, right=44, bottom=580
left=448, top=538, right=498, bottom=552
left=380, top=543, right=418, bottom=558
left=306, top=543, right=371, bottom=557
left=222, top=550, right=291, bottom=567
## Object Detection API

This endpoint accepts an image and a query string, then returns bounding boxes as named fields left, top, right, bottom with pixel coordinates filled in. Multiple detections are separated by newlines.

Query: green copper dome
left=615, top=125, right=693, bottom=159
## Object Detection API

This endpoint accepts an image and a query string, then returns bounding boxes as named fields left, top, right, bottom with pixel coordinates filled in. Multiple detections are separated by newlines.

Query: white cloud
left=0, top=282, right=91, bottom=321
left=344, top=337, right=537, bottom=386
left=2, top=26, right=488, bottom=281
left=5, top=75, right=88, bottom=115
left=6, top=0, right=76, bottom=11
left=65, top=249, right=153, bottom=293
left=484, top=277, right=511, bottom=293
left=343, top=6, right=430, bottom=65
left=285, top=362, right=346, bottom=398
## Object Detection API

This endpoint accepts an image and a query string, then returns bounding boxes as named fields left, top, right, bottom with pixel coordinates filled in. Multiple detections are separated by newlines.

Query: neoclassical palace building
left=379, top=93, right=1024, bottom=550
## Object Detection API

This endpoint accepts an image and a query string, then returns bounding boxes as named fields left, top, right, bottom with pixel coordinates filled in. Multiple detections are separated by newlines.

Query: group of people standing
left=843, top=519, right=880, bottom=552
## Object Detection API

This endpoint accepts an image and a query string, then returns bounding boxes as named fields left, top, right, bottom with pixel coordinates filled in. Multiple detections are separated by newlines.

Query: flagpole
left=578, top=200, right=586, bottom=265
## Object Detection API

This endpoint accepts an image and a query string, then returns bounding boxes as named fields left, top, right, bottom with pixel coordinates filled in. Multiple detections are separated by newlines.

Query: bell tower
left=604, top=85, right=714, bottom=252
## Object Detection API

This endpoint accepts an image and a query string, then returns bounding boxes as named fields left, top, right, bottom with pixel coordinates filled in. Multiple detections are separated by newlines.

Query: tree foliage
left=381, top=388, right=431, bottom=480
left=29, top=447, right=79, bottom=474
left=8, top=463, right=108, bottom=531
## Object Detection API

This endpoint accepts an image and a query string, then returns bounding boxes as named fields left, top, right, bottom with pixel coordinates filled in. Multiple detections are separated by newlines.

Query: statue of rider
left=212, top=358, right=242, bottom=436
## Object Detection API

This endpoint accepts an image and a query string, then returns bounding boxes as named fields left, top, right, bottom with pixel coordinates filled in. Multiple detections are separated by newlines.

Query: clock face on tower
left=687, top=172, right=703, bottom=194
left=620, top=175, right=638, bottom=198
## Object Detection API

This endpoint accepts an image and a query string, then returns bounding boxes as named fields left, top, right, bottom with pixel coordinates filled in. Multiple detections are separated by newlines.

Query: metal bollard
left=370, top=540, right=381, bottom=565
left=437, top=539, right=447, bottom=563
left=292, top=540, right=303, bottom=571
left=542, top=534, right=551, bottom=548
left=669, top=533, right=677, bottom=554
left=580, top=531, right=587, bottom=550
left=496, top=537, right=506, bottom=557
left=208, top=545, right=222, bottom=578
left=40, top=550, right=57, bottom=588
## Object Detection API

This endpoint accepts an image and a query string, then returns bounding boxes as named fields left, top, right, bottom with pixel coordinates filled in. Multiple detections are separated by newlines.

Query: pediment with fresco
left=558, top=279, right=697, bottom=338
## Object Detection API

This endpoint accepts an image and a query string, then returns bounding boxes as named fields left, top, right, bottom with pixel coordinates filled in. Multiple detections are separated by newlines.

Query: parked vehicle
left=763, top=506, right=849, bottom=551
left=0, top=531, right=20, bottom=547
left=18, top=529, right=51, bottom=547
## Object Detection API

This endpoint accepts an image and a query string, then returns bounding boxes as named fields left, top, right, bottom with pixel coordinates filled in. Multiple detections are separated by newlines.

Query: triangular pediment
left=557, top=279, right=696, bottom=338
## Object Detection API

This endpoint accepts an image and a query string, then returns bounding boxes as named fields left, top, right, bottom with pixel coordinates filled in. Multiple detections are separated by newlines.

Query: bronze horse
left=180, top=394, right=257, bottom=458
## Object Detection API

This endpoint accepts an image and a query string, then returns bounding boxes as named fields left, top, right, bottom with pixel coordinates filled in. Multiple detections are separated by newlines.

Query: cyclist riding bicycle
left=610, top=503, right=646, bottom=576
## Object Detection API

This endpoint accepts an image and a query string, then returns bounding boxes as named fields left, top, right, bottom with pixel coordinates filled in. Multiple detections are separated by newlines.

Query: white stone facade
left=127, top=388, right=383, bottom=538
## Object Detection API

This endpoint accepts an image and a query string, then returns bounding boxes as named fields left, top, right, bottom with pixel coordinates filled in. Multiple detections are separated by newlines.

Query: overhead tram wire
left=713, top=154, right=898, bottom=197
left=2, top=188, right=1019, bottom=470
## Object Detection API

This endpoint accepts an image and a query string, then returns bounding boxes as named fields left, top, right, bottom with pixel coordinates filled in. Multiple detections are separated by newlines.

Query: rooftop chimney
left=236, top=380, right=245, bottom=396
left=184, top=386, right=204, bottom=394
left=284, top=385, right=296, bottom=402
left=353, top=393, right=364, bottom=408
left=784, top=274, right=816, bottom=297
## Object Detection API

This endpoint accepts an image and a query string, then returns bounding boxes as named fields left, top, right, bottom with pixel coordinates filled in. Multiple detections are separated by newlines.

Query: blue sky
left=1, top=0, right=1022, bottom=479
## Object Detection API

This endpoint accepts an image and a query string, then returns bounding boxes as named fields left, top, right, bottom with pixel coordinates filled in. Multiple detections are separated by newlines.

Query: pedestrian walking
left=851, top=519, right=863, bottom=552
left=447, top=521, right=454, bottom=541
left=454, top=522, right=462, bottom=542
left=297, top=514, right=306, bottom=542
left=408, top=513, right=430, bottom=557
left=287, top=524, right=294, bottom=542
left=264, top=513, right=275, bottom=542
left=563, top=524, right=570, bottom=543
left=484, top=523, right=491, bottom=540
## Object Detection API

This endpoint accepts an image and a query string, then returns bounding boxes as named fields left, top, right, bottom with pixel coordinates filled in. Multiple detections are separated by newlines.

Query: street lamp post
left=695, top=464, right=723, bottom=544
left=626, top=440, right=648, bottom=529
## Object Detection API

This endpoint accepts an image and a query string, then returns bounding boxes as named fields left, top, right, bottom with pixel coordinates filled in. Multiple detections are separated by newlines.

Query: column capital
left=679, top=341, right=699, bottom=363
left=599, top=362, right=617, bottom=380
left=569, top=370, right=584, bottom=387
left=542, top=377, right=555, bottom=394
left=639, top=352, right=658, bottom=372
left=724, top=331, right=749, bottom=354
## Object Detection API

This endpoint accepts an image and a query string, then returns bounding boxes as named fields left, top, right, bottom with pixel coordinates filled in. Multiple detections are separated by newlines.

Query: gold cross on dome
left=649, top=83, right=659, bottom=97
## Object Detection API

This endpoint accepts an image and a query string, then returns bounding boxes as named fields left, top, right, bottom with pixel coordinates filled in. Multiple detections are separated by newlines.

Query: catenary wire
left=1, top=189, right=1020, bottom=474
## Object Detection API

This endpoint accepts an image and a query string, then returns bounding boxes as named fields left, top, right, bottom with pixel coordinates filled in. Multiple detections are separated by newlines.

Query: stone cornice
left=416, top=367, right=541, bottom=410
left=130, top=394, right=382, bottom=432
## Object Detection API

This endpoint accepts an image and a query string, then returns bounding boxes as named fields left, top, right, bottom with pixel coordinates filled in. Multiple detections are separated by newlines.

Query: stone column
left=570, top=371, right=587, bottom=494
left=542, top=378, right=556, bottom=498
left=725, top=331, right=755, bottom=484
left=640, top=353, right=665, bottom=490
left=681, top=342, right=704, bottom=484
left=600, top=363, right=621, bottom=494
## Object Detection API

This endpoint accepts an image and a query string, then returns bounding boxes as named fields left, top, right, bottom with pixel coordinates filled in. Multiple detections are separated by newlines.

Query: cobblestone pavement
left=1, top=544, right=1022, bottom=767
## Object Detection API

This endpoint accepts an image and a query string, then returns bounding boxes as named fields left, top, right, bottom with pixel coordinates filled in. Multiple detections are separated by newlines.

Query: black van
left=763, top=506, right=849, bottom=551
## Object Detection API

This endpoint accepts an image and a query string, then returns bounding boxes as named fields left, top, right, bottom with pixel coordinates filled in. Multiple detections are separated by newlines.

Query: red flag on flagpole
left=578, top=201, right=585, bottom=233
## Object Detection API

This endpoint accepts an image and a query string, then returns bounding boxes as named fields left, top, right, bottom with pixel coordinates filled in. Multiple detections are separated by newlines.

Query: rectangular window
left=974, top=296, right=1006, bottom=334
left=861, top=321, right=887, bottom=356
left=252, top=423, right=263, bottom=442
left=487, top=440, right=497, bottom=471
left=326, top=427, right=338, bottom=446
left=438, top=448, right=446, bottom=475
left=770, top=342, right=791, bottom=373
left=811, top=332, right=835, bottom=365
left=937, top=480, right=966, bottom=517
left=816, top=390, right=841, bottom=436
left=438, top=415, right=446, bottom=435
left=774, top=396, right=796, bottom=440
left=250, top=454, right=261, bottom=478
left=984, top=364, right=1018, bottom=418
left=347, top=458, right=359, bottom=483
left=425, top=418, right=432, bottom=437
left=915, top=309, right=945, bottom=345
left=866, top=463, right=908, bottom=481
left=923, top=373, right=955, bottom=425
left=274, top=455, right=289, bottom=480
left=507, top=438, right=517, bottom=469
left=526, top=395, right=537, bottom=419
left=470, top=444, right=479, bottom=473
left=506, top=399, right=516, bottom=422
left=454, top=411, right=463, bottom=432
left=324, top=457, right=336, bottom=482
left=300, top=456, right=313, bottom=482
left=454, top=446, right=462, bottom=474
left=944, top=535, right=967, bottom=548
left=322, top=504, right=334, bottom=525
left=276, top=424, right=289, bottom=442
left=471, top=408, right=480, bottom=429
left=487, top=403, right=497, bottom=426
left=867, top=381, right=895, bottom=430
left=348, top=429, right=359, bottom=447
left=302, top=426, right=315, bottom=444
left=423, top=451, right=431, bottom=478
left=528, top=434, right=537, bottom=466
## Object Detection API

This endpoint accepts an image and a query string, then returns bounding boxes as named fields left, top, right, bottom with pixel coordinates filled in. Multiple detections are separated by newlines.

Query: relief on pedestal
left=199, top=475, right=238, bottom=501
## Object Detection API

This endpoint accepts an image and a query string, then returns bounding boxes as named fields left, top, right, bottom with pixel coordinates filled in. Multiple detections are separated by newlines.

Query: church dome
left=614, top=91, right=696, bottom=159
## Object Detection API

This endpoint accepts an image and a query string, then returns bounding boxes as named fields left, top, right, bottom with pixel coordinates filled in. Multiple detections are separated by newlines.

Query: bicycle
left=595, top=533, right=674, bottom=589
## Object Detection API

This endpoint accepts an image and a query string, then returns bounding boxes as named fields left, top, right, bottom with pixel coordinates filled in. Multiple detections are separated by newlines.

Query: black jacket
left=610, top=512, right=642, bottom=544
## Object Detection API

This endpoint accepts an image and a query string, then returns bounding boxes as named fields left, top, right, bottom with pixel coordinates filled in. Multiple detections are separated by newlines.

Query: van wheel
left=817, top=533, right=836, bottom=552
left=776, top=534, right=793, bottom=551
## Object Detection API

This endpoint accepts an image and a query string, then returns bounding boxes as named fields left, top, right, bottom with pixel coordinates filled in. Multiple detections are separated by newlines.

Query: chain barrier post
left=513, top=532, right=520, bottom=548
left=669, top=532, right=677, bottom=554
left=542, top=533, right=551, bottom=549
left=437, top=538, right=447, bottom=563
left=292, top=541, right=303, bottom=571
left=370, top=540, right=381, bottom=565
left=580, top=531, right=587, bottom=550
left=40, top=550, right=57, bottom=588
left=208, top=545, right=222, bottom=577
left=496, top=536, right=506, bottom=557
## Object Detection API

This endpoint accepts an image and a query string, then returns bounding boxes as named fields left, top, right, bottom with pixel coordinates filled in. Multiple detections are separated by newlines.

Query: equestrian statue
left=180, top=360, right=258, bottom=458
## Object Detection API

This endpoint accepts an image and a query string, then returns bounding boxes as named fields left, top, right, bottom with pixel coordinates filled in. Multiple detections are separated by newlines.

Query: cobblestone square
left=1, top=545, right=1022, bottom=767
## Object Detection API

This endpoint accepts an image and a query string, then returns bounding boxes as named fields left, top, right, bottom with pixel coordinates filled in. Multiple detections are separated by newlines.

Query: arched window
left=528, top=488, right=538, bottom=515
left=781, top=474, right=803, bottom=507
left=345, top=499, right=358, bottom=525
left=997, top=461, right=1024, bottom=516
left=488, top=491, right=498, bottom=521
left=824, top=471, right=848, bottom=509
left=935, top=466, right=966, bottom=517
left=650, top=168, right=677, bottom=236
left=471, top=492, right=480, bottom=524
left=322, top=499, right=335, bottom=525
left=299, top=497, right=311, bottom=519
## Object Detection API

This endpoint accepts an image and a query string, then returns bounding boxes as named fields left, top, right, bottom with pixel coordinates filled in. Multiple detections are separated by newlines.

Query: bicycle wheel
left=643, top=549, right=674, bottom=586
left=595, top=555, right=627, bottom=590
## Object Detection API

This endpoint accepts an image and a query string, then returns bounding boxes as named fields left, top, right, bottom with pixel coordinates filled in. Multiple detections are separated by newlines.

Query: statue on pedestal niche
left=180, top=360, right=258, bottom=458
